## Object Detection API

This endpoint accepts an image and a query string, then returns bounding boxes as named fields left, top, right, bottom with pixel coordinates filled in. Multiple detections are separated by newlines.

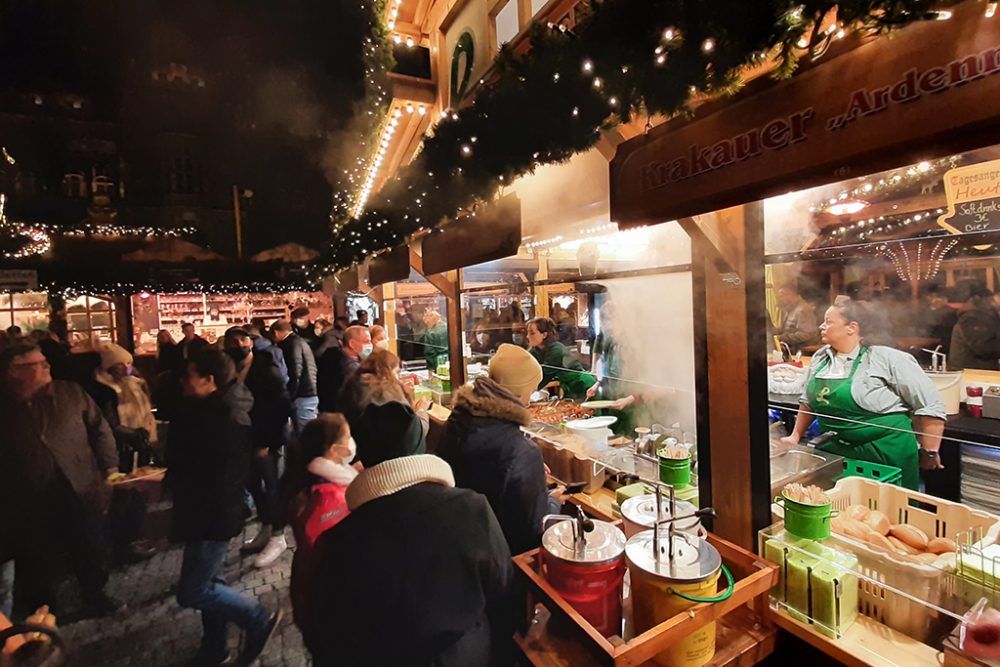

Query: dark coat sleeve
left=473, top=495, right=514, bottom=667
left=498, top=438, right=550, bottom=555
left=283, top=338, right=303, bottom=397
left=81, top=388, right=119, bottom=473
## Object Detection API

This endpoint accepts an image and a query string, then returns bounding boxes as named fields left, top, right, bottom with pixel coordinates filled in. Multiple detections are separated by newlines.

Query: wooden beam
left=691, top=204, right=771, bottom=550
left=409, top=246, right=454, bottom=295
left=409, top=245, right=466, bottom=389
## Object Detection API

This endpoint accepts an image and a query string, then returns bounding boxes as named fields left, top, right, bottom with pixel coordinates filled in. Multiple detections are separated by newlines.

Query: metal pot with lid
left=621, top=494, right=704, bottom=539
left=625, top=487, right=732, bottom=667
left=540, top=506, right=626, bottom=637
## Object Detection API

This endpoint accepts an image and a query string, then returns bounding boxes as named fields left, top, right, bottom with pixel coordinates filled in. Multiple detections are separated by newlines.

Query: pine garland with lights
left=321, top=0, right=956, bottom=276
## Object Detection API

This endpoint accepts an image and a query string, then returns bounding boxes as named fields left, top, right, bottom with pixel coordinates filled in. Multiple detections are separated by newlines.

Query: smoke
left=764, top=189, right=819, bottom=254
left=596, top=270, right=697, bottom=435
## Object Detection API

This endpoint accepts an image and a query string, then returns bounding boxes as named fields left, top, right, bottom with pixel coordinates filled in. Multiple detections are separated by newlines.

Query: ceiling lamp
left=826, top=199, right=869, bottom=216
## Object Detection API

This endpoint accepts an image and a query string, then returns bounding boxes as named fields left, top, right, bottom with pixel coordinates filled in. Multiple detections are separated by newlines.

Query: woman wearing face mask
left=470, top=321, right=496, bottom=356
left=338, top=349, right=428, bottom=468
left=526, top=317, right=596, bottom=399
left=781, top=299, right=946, bottom=490
left=510, top=324, right=528, bottom=348
left=288, top=413, right=358, bottom=653
left=370, top=324, right=389, bottom=351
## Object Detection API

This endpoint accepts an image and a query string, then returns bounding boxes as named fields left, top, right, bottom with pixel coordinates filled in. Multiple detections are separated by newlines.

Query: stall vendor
left=781, top=299, right=945, bottom=490
left=421, top=310, right=449, bottom=369
left=526, top=317, right=596, bottom=399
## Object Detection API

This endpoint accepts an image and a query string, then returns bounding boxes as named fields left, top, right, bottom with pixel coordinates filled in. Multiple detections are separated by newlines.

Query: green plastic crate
left=837, top=458, right=902, bottom=486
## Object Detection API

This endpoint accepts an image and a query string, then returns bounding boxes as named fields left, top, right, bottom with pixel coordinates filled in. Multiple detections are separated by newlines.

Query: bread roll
left=888, top=535, right=922, bottom=555
left=911, top=553, right=940, bottom=565
left=865, top=532, right=895, bottom=553
left=889, top=524, right=929, bottom=551
left=864, top=510, right=891, bottom=536
left=927, top=537, right=957, bottom=554
left=847, top=505, right=870, bottom=522
left=838, top=518, right=875, bottom=541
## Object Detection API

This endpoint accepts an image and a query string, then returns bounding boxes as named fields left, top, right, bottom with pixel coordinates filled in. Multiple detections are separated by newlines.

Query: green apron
left=806, top=347, right=920, bottom=490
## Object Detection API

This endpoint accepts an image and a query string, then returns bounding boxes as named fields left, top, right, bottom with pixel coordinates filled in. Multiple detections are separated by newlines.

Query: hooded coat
left=340, top=373, right=427, bottom=468
left=289, top=457, right=356, bottom=640
left=306, top=455, right=513, bottom=667
left=166, top=382, right=254, bottom=542
left=439, top=377, right=552, bottom=556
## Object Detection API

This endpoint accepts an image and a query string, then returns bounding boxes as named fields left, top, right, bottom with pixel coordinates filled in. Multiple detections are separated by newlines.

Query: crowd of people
left=0, top=305, right=566, bottom=666
left=771, top=279, right=1000, bottom=370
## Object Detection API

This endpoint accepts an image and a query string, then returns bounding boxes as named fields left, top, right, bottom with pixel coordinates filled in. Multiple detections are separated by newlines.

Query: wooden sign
left=368, top=245, right=410, bottom=287
left=938, top=158, right=1000, bottom=234
left=422, top=194, right=522, bottom=275
left=611, top=1, right=1000, bottom=226
left=0, top=269, right=38, bottom=291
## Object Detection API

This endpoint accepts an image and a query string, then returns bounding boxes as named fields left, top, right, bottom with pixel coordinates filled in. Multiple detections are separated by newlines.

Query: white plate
left=565, top=416, right=618, bottom=430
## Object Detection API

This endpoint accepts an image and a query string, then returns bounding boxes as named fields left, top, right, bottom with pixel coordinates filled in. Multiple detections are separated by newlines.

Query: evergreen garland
left=325, top=0, right=944, bottom=276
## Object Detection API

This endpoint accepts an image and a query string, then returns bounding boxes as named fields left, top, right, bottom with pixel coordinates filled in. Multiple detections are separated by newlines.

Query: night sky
left=0, top=0, right=371, bottom=251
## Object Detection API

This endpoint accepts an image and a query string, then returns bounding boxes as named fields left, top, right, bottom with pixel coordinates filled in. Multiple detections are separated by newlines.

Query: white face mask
left=512, top=334, right=525, bottom=345
left=360, top=343, right=374, bottom=359
left=344, top=436, right=357, bottom=463
left=476, top=333, right=489, bottom=345
left=375, top=339, right=389, bottom=350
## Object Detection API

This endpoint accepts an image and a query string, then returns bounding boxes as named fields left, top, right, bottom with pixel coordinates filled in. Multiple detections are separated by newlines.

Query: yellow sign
left=937, top=159, right=1000, bottom=238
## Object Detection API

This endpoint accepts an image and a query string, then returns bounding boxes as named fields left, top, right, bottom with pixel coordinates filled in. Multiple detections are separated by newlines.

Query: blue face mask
left=360, top=343, right=374, bottom=359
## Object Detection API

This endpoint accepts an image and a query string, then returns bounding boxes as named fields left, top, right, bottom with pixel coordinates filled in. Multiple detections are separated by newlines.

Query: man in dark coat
left=950, top=287, right=1000, bottom=370
left=306, top=453, right=512, bottom=666
left=179, top=322, right=209, bottom=361
left=245, top=319, right=289, bottom=385
left=290, top=307, right=319, bottom=350
left=167, top=349, right=280, bottom=666
left=223, top=328, right=292, bottom=568
left=271, top=320, right=318, bottom=436
left=0, top=343, right=124, bottom=617
left=440, top=344, right=557, bottom=556
left=316, top=325, right=371, bottom=413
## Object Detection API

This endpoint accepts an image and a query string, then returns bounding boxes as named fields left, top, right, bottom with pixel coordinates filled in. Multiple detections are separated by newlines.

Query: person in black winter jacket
left=223, top=328, right=293, bottom=567
left=950, top=286, right=1000, bottom=370
left=439, top=344, right=558, bottom=557
left=306, top=453, right=513, bottom=667
left=166, top=350, right=280, bottom=666
left=271, top=320, right=318, bottom=435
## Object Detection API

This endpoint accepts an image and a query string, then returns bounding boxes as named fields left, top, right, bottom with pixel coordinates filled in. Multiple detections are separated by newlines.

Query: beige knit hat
left=98, top=342, right=133, bottom=370
left=488, top=343, right=542, bottom=397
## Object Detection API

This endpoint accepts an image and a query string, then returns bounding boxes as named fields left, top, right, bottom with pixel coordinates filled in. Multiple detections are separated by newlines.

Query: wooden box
left=513, top=532, right=779, bottom=666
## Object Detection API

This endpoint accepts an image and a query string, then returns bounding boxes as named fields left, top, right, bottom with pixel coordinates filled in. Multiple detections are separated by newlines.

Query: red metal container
left=540, top=511, right=627, bottom=637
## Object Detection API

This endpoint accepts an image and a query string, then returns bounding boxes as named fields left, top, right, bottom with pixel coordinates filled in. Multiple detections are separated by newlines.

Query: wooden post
left=445, top=270, right=466, bottom=391
left=232, top=185, right=243, bottom=259
left=682, top=204, right=770, bottom=550
left=383, top=281, right=399, bottom=354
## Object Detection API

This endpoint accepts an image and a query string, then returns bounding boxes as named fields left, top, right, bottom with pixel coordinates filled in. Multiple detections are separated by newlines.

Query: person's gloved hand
left=965, top=608, right=1000, bottom=659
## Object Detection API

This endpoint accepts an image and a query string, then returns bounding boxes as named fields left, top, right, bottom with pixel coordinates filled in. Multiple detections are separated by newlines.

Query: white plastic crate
left=825, top=477, right=1000, bottom=641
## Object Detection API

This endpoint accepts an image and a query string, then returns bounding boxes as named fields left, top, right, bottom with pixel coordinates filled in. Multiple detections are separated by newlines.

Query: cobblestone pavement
left=59, top=524, right=308, bottom=667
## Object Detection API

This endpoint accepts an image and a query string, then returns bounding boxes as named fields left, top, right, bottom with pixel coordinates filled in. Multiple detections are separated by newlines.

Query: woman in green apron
left=781, top=299, right=946, bottom=490
left=526, top=317, right=596, bottom=399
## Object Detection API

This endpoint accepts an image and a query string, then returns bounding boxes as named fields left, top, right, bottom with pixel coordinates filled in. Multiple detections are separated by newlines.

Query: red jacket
left=290, top=458, right=357, bottom=637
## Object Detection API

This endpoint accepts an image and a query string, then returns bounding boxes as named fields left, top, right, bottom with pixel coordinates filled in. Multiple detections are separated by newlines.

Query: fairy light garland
left=321, top=0, right=972, bottom=277
left=809, top=156, right=962, bottom=214
left=874, top=237, right=959, bottom=282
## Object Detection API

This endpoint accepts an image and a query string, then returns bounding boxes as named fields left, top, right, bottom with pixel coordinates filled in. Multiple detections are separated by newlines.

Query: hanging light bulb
left=582, top=60, right=593, bottom=73
left=701, top=38, right=715, bottom=53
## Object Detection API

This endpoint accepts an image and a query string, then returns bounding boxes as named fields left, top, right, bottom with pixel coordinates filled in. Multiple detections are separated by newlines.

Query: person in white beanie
left=439, top=343, right=561, bottom=556
left=306, top=450, right=513, bottom=666
left=92, top=343, right=158, bottom=470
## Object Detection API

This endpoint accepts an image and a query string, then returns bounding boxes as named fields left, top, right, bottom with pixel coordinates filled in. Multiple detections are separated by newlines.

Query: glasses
left=11, top=360, right=50, bottom=371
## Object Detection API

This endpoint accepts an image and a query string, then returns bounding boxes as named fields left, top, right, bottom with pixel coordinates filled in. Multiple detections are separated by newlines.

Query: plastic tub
left=926, top=370, right=962, bottom=415
left=837, top=458, right=902, bottom=486
left=824, top=476, right=1000, bottom=641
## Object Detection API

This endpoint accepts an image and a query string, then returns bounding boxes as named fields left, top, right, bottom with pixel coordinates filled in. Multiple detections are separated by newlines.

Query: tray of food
left=109, top=466, right=166, bottom=485
left=527, top=401, right=594, bottom=425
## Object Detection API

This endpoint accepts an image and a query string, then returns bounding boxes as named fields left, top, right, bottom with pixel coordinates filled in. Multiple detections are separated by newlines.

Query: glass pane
left=12, top=292, right=47, bottom=310
left=68, top=313, right=90, bottom=331
left=0, top=312, right=12, bottom=330
left=90, top=312, right=112, bottom=329
left=13, top=310, right=47, bottom=332
left=88, top=297, right=111, bottom=312
left=0, top=293, right=9, bottom=308
left=496, top=0, right=519, bottom=47
left=762, top=141, right=1000, bottom=507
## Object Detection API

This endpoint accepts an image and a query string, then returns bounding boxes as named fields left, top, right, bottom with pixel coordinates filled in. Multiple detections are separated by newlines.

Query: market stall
left=605, top=2, right=1000, bottom=663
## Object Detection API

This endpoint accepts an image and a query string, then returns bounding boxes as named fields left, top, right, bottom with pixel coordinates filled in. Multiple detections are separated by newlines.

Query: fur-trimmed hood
left=307, top=457, right=359, bottom=486
left=453, top=377, right=531, bottom=426
left=357, top=373, right=411, bottom=409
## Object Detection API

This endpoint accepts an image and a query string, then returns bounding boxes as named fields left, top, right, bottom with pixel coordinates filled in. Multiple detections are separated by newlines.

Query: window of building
left=65, top=295, right=116, bottom=349
left=62, top=172, right=87, bottom=198
left=495, top=0, right=519, bottom=49
left=0, top=292, right=49, bottom=333
left=168, top=149, right=199, bottom=195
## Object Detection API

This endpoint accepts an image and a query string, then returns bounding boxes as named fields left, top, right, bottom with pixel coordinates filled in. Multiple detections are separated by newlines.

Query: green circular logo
left=451, top=31, right=475, bottom=100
